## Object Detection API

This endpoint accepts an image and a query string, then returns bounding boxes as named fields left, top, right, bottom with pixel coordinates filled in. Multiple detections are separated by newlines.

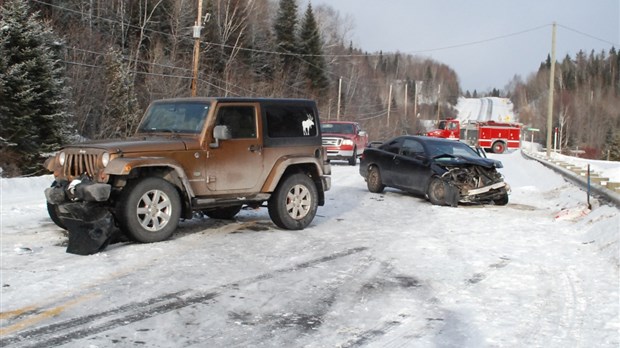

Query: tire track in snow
left=2, top=247, right=368, bottom=347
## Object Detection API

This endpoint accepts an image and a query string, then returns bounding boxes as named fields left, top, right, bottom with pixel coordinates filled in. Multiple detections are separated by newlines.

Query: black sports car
left=359, top=136, right=510, bottom=206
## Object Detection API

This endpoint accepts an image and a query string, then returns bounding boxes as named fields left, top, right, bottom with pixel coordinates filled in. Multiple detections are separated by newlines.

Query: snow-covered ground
left=1, top=150, right=619, bottom=347
left=455, top=97, right=516, bottom=124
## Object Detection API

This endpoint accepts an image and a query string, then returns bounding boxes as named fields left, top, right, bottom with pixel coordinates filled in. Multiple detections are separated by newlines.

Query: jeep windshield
left=138, top=101, right=210, bottom=134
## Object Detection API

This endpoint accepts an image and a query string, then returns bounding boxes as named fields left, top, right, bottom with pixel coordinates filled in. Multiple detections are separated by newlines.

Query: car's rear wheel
left=268, top=173, right=318, bottom=230
left=117, top=177, right=181, bottom=243
left=427, top=177, right=447, bottom=206
left=367, top=166, right=385, bottom=193
left=492, top=141, right=506, bottom=154
left=205, top=205, right=242, bottom=220
left=348, top=147, right=357, bottom=166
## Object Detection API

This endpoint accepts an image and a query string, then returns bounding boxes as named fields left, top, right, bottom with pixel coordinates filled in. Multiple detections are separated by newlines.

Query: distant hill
left=455, top=97, right=517, bottom=124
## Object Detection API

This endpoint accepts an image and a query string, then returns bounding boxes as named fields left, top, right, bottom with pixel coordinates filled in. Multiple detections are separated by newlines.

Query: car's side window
left=216, top=106, right=257, bottom=139
left=401, top=139, right=424, bottom=158
left=382, top=139, right=402, bottom=154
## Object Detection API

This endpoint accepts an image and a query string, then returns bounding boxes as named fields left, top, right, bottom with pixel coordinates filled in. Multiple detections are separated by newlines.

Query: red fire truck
left=426, top=119, right=521, bottom=153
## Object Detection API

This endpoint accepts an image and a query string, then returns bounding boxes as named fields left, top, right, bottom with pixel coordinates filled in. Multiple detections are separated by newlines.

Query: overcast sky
left=310, top=0, right=620, bottom=93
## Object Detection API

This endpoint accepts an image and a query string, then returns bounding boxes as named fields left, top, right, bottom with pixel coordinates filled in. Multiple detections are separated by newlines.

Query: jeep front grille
left=322, top=137, right=342, bottom=146
left=63, top=153, right=99, bottom=178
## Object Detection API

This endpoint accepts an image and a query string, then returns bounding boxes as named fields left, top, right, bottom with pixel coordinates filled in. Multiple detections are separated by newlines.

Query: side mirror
left=210, top=125, right=231, bottom=148
left=358, top=130, right=367, bottom=137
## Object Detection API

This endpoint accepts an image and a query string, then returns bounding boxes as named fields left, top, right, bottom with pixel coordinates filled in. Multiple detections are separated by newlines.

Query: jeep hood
left=63, top=137, right=192, bottom=153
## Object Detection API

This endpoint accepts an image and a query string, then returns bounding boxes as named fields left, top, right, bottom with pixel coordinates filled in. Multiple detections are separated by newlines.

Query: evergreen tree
left=100, top=48, right=141, bottom=139
left=274, top=0, right=299, bottom=72
left=299, top=3, right=328, bottom=94
left=0, top=0, right=71, bottom=176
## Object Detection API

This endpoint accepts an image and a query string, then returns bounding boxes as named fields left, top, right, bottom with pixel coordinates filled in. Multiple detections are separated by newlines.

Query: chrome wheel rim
left=136, top=189, right=172, bottom=231
left=286, top=184, right=312, bottom=220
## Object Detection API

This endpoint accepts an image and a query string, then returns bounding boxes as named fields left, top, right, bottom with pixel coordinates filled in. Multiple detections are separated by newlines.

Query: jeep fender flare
left=262, top=156, right=326, bottom=205
left=104, top=157, right=195, bottom=198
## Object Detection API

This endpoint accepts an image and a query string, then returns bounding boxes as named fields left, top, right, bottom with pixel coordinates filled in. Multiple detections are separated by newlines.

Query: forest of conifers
left=1, top=0, right=619, bottom=176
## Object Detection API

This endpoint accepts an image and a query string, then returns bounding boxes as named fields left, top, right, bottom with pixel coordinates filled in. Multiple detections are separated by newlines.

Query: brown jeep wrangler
left=44, top=97, right=331, bottom=254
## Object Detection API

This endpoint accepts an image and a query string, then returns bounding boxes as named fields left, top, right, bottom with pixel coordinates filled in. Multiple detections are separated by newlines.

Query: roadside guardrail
left=521, top=149, right=620, bottom=208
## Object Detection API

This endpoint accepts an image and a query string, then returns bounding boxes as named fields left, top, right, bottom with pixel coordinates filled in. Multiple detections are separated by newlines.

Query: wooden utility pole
left=387, top=84, right=393, bottom=127
left=404, top=82, right=408, bottom=127
left=435, top=84, right=441, bottom=122
left=190, top=0, right=203, bottom=97
left=336, top=77, right=342, bottom=121
left=413, top=81, right=421, bottom=121
left=546, top=22, right=557, bottom=157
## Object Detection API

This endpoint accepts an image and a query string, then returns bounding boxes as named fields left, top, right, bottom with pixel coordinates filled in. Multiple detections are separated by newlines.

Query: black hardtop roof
left=151, top=97, right=316, bottom=105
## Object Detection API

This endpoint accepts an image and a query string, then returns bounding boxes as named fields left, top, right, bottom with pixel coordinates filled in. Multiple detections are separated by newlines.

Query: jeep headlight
left=342, top=139, right=354, bottom=146
left=101, top=152, right=110, bottom=167
left=58, top=151, right=66, bottom=166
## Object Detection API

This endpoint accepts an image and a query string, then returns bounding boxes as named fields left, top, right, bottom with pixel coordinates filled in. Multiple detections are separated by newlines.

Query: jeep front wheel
left=117, top=177, right=181, bottom=243
left=268, top=173, right=318, bottom=230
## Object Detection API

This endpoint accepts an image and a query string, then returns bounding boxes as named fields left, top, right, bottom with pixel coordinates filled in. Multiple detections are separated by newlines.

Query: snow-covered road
left=1, top=150, right=619, bottom=347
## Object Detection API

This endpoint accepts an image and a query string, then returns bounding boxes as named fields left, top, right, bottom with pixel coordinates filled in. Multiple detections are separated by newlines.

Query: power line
left=557, top=23, right=619, bottom=47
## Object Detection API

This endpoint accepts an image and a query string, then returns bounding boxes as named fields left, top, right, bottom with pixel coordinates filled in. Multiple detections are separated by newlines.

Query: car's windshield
left=321, top=123, right=355, bottom=134
left=138, top=102, right=210, bottom=134
left=427, top=141, right=480, bottom=159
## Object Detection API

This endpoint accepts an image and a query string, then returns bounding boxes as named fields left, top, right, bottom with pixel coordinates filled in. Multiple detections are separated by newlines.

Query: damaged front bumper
left=45, top=180, right=117, bottom=255
left=461, top=182, right=510, bottom=203
left=45, top=179, right=111, bottom=204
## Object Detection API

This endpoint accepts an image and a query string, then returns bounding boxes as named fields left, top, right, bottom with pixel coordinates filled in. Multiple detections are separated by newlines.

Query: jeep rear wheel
left=117, top=177, right=181, bottom=243
left=268, top=173, right=318, bottom=230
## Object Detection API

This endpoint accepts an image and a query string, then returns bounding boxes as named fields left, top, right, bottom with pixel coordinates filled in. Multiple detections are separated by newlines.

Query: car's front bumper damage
left=460, top=182, right=510, bottom=203
left=45, top=179, right=118, bottom=255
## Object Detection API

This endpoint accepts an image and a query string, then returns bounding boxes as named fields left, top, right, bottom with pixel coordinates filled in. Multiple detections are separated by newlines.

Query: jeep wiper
left=141, top=128, right=178, bottom=134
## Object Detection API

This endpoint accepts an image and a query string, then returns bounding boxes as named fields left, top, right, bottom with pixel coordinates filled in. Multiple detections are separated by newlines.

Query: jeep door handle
left=248, top=144, right=262, bottom=152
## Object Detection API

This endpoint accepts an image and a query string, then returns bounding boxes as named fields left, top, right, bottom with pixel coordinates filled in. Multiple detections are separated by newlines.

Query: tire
left=47, top=203, right=67, bottom=230
left=116, top=177, right=182, bottom=243
left=205, top=205, right=242, bottom=220
left=492, top=141, right=506, bottom=154
left=366, top=166, right=385, bottom=193
left=268, top=173, right=318, bottom=230
left=427, top=177, right=447, bottom=206
left=494, top=190, right=509, bottom=206
left=348, top=147, right=357, bottom=166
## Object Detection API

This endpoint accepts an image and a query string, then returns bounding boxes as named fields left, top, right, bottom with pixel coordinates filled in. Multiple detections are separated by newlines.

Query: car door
left=206, top=103, right=264, bottom=192
left=376, top=138, right=403, bottom=187
left=390, top=138, right=432, bottom=194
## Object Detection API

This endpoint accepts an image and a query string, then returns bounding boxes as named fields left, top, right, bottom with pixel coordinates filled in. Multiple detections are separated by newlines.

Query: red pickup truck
left=321, top=121, right=369, bottom=165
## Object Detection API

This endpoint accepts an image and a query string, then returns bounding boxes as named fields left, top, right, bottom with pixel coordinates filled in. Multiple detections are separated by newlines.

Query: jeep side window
left=266, top=105, right=316, bottom=138
left=215, top=106, right=257, bottom=139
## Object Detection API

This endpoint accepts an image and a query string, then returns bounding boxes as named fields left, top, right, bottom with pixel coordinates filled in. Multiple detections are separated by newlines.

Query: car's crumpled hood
left=433, top=155, right=503, bottom=169
left=63, top=137, right=189, bottom=153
